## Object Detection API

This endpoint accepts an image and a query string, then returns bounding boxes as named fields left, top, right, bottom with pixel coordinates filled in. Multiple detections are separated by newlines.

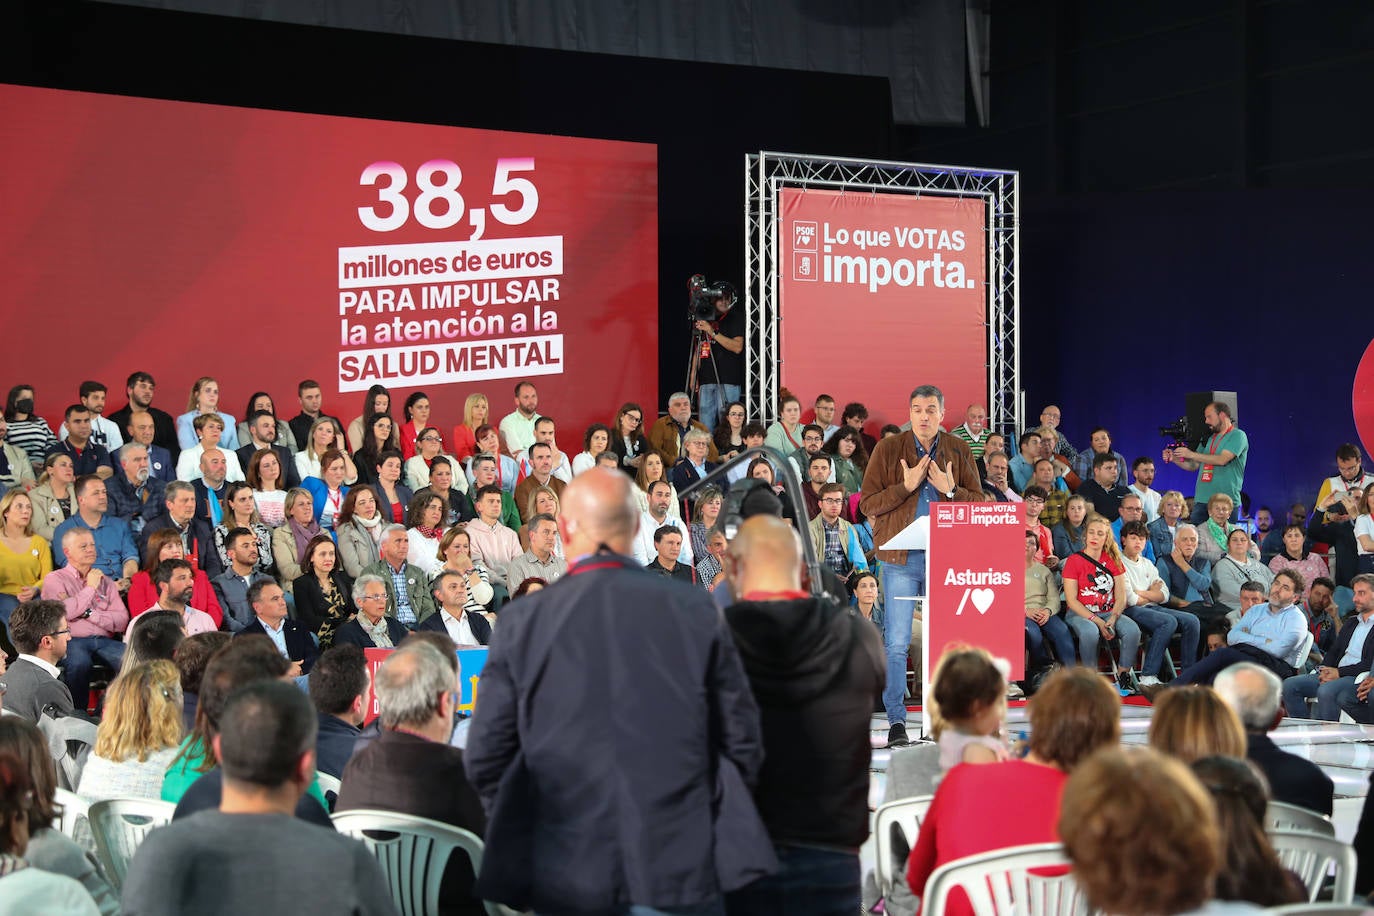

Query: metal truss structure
left=744, top=152, right=1021, bottom=434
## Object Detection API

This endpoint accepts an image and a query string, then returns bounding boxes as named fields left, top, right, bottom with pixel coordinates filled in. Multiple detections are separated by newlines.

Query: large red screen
left=0, top=84, right=657, bottom=438
left=779, top=189, right=987, bottom=426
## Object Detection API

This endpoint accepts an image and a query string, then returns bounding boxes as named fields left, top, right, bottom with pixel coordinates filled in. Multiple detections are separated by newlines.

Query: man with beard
left=109, top=371, right=180, bottom=461
left=1164, top=402, right=1248, bottom=524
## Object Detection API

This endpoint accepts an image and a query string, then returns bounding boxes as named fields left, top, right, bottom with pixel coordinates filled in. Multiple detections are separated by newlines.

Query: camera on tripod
left=688, top=274, right=735, bottom=321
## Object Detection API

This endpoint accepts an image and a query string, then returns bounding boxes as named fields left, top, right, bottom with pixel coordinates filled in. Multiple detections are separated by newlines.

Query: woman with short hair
left=271, top=488, right=323, bottom=594
left=405, top=492, right=449, bottom=578
left=1267, top=523, right=1329, bottom=598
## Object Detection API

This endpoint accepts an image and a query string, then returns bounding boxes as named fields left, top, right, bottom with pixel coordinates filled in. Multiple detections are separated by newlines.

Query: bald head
left=559, top=468, right=639, bottom=556
left=727, top=514, right=802, bottom=594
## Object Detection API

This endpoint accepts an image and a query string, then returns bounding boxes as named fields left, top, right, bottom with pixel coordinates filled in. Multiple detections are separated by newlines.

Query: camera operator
left=1163, top=401, right=1248, bottom=524
left=693, top=284, right=744, bottom=432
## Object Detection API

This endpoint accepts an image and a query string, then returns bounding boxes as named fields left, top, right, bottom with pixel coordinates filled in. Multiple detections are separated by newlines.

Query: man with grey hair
left=104, top=441, right=165, bottom=536
left=140, top=478, right=221, bottom=577
left=648, top=391, right=719, bottom=464
left=418, top=569, right=494, bottom=646
left=859, top=384, right=983, bottom=748
left=359, top=524, right=435, bottom=628
left=1215, top=662, right=1334, bottom=815
left=338, top=640, right=485, bottom=911
left=503, top=513, right=566, bottom=592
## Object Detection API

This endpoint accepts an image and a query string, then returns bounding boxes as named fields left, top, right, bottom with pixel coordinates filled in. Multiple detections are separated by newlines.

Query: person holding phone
left=1062, top=513, right=1139, bottom=691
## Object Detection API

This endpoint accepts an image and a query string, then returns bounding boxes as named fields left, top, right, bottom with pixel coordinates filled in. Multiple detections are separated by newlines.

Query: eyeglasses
left=626, top=415, right=642, bottom=424
left=819, top=498, right=845, bottom=505
left=803, top=436, right=823, bottom=443
left=361, top=594, right=387, bottom=602
left=49, top=629, right=71, bottom=638
left=1024, top=497, right=1046, bottom=504
left=419, top=436, right=441, bottom=443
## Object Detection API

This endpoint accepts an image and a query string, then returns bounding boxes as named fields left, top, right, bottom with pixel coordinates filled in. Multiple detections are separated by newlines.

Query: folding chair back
left=1267, top=828, right=1357, bottom=903
left=921, top=842, right=1091, bottom=915
left=1267, top=801, right=1336, bottom=837
left=87, top=798, right=176, bottom=890
left=873, top=795, right=933, bottom=896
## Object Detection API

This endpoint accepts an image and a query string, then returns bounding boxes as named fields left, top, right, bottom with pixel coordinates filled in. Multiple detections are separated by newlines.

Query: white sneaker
left=1006, top=683, right=1025, bottom=700
left=1136, top=675, right=1162, bottom=687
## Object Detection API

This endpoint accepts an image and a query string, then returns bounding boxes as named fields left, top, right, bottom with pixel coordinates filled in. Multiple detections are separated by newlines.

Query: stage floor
left=867, top=706, right=1374, bottom=844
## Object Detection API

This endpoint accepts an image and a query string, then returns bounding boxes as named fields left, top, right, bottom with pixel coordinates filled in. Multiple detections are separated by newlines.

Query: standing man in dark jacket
left=723, top=514, right=884, bottom=915
left=465, top=469, right=769, bottom=914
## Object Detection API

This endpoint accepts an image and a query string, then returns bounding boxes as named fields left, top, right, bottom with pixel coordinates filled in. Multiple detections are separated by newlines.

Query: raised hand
left=927, top=459, right=956, bottom=495
left=899, top=455, right=931, bottom=493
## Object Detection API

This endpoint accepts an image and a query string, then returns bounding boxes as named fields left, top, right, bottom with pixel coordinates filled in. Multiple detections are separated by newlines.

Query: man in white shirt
left=237, top=580, right=318, bottom=677
left=498, top=381, right=541, bottom=457
left=632, top=481, right=693, bottom=567
left=1129, top=457, right=1162, bottom=522
left=58, top=380, right=124, bottom=453
left=421, top=570, right=493, bottom=646
left=1282, top=573, right=1374, bottom=721
left=1119, top=520, right=1197, bottom=687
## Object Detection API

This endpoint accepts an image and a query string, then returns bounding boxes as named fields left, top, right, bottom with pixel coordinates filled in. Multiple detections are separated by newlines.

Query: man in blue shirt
left=1281, top=574, right=1374, bottom=721
left=52, top=475, right=139, bottom=590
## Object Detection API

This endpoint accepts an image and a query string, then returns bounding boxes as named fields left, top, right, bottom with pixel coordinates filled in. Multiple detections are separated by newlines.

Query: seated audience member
left=514, top=415, right=573, bottom=484
left=404, top=492, right=449, bottom=579
left=214, top=482, right=275, bottom=574
left=980, top=450, right=1022, bottom=503
left=1306, top=576, right=1342, bottom=658
left=434, top=527, right=495, bottom=614
left=841, top=401, right=876, bottom=454
left=726, top=423, right=769, bottom=485
left=1007, top=431, right=1041, bottom=493
left=651, top=391, right=720, bottom=464
left=1051, top=494, right=1089, bottom=560
left=76, top=660, right=183, bottom=801
left=293, top=535, right=356, bottom=649
left=0, top=718, right=119, bottom=915
left=1062, top=513, right=1141, bottom=682
left=360, top=524, right=437, bottom=628
left=1309, top=491, right=1361, bottom=589
left=669, top=428, right=719, bottom=501
left=1212, top=529, right=1274, bottom=613
left=236, top=401, right=300, bottom=470
left=609, top=402, right=654, bottom=475
left=1022, top=530, right=1076, bottom=672
left=404, top=425, right=450, bottom=490
left=421, top=457, right=475, bottom=528
left=1022, top=485, right=1058, bottom=570
left=124, top=409, right=175, bottom=485
left=335, top=486, right=384, bottom=578
left=109, top=372, right=177, bottom=459
left=808, top=482, right=867, bottom=582
left=246, top=446, right=289, bottom=528
left=1268, top=523, right=1329, bottom=598
left=688, top=486, right=724, bottom=559
left=1122, top=457, right=1161, bottom=522
left=174, top=631, right=231, bottom=732
left=1315, top=442, right=1374, bottom=521
left=927, top=647, right=1011, bottom=771
left=212, top=526, right=275, bottom=632
left=122, top=610, right=187, bottom=671
left=3, top=599, right=76, bottom=720
left=371, top=448, right=414, bottom=526
left=49, top=403, right=115, bottom=480
left=821, top=426, right=867, bottom=495
left=349, top=412, right=394, bottom=488
left=800, top=452, right=836, bottom=519
left=1281, top=573, right=1374, bottom=722
left=497, top=380, right=541, bottom=457
left=1214, top=662, right=1335, bottom=815
left=1077, top=452, right=1131, bottom=521
left=1194, top=492, right=1243, bottom=566
left=345, top=385, right=395, bottom=453
left=645, top=525, right=694, bottom=583
left=1147, top=683, right=1247, bottom=762
left=948, top=403, right=989, bottom=458
left=337, top=641, right=486, bottom=913
left=505, top=513, right=567, bottom=592
left=1147, top=489, right=1188, bottom=559
left=128, top=680, right=394, bottom=915
left=41, top=528, right=128, bottom=711
left=51, top=475, right=139, bottom=587
left=104, top=443, right=165, bottom=538
left=450, top=393, right=489, bottom=465
left=332, top=574, right=412, bottom=649
left=632, top=451, right=681, bottom=518
left=906, top=669, right=1121, bottom=916
left=1191, top=755, right=1306, bottom=907
left=271, top=487, right=322, bottom=594
left=141, top=479, right=223, bottom=578
left=1264, top=503, right=1309, bottom=560
left=128, top=529, right=223, bottom=627
left=190, top=449, right=231, bottom=528
left=721, top=514, right=883, bottom=913
left=465, top=486, right=524, bottom=590
left=467, top=453, right=522, bottom=528
left=236, top=580, right=318, bottom=677
left=3, top=385, right=60, bottom=473
left=1069, top=427, right=1127, bottom=486
left=397, top=391, right=435, bottom=462
left=1111, top=493, right=1154, bottom=561
left=418, top=569, right=493, bottom=646
left=975, top=431, right=1005, bottom=478
left=632, top=481, right=694, bottom=568
left=296, top=416, right=358, bottom=485
left=712, top=402, right=746, bottom=462
left=1059, top=748, right=1243, bottom=916
left=696, top=527, right=729, bottom=591
left=1117, top=520, right=1187, bottom=688
left=785, top=424, right=833, bottom=486
left=301, top=448, right=353, bottom=533
left=1026, top=459, right=1070, bottom=529
left=0, top=416, right=37, bottom=493
left=0, top=490, right=51, bottom=626
left=28, top=453, right=76, bottom=541
left=1156, top=523, right=1229, bottom=629
left=174, top=377, right=239, bottom=451
left=1356, top=486, right=1374, bottom=575
left=1032, top=426, right=1078, bottom=491
left=512, top=442, right=566, bottom=524
left=465, top=426, right=518, bottom=495
left=308, top=644, right=370, bottom=780
left=175, top=414, right=245, bottom=483
left=1163, top=570, right=1308, bottom=688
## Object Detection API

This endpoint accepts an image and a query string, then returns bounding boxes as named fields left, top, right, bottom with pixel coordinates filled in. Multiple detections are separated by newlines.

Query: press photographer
left=688, top=275, right=744, bottom=431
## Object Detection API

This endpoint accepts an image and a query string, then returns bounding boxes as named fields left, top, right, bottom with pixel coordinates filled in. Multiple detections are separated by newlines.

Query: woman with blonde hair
left=1148, top=489, right=1188, bottom=558
left=1062, top=512, right=1141, bottom=686
left=451, top=392, right=490, bottom=464
left=0, top=490, right=50, bottom=626
left=271, top=488, right=323, bottom=593
left=77, top=660, right=184, bottom=801
left=1147, top=684, right=1247, bottom=763
left=28, top=452, right=76, bottom=541
left=295, top=416, right=358, bottom=485
left=174, top=376, right=239, bottom=451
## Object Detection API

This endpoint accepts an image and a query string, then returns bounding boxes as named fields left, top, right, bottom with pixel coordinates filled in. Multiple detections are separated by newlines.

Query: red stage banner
left=925, top=502, right=1026, bottom=693
left=360, top=645, right=487, bottom=725
left=362, top=648, right=393, bottom=726
left=779, top=188, right=987, bottom=429
left=0, top=84, right=657, bottom=442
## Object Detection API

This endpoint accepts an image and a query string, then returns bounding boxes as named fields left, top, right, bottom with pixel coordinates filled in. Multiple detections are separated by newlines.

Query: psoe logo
left=793, top=221, right=817, bottom=250
left=936, top=504, right=957, bottom=527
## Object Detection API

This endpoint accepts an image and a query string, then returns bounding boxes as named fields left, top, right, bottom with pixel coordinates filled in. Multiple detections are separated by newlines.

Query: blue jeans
left=1123, top=604, right=1178, bottom=677
left=879, top=553, right=925, bottom=725
left=698, top=382, right=741, bottom=434
left=725, top=845, right=858, bottom=916
left=1065, top=612, right=1141, bottom=670
left=1024, top=614, right=1076, bottom=667
left=1282, top=673, right=1361, bottom=721
left=62, top=635, right=126, bottom=711
left=1155, top=606, right=1202, bottom=667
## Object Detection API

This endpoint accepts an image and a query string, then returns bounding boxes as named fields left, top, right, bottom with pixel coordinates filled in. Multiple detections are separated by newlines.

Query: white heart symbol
left=970, top=588, right=995, bottom=615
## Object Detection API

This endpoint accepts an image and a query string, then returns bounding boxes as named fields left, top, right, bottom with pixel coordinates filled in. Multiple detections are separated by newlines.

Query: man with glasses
left=1022, top=485, right=1060, bottom=572
left=1112, top=493, right=1157, bottom=562
left=1, top=599, right=77, bottom=720
left=807, top=482, right=867, bottom=580
left=787, top=424, right=835, bottom=485
left=41, top=527, right=128, bottom=712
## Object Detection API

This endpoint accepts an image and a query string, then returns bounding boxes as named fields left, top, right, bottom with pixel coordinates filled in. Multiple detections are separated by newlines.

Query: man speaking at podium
left=860, top=384, right=984, bottom=748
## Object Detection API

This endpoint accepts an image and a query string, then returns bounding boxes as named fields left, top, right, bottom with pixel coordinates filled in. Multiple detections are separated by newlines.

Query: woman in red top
left=127, top=527, right=224, bottom=627
left=451, top=392, right=490, bottom=464
left=1062, top=513, right=1139, bottom=683
left=906, top=668, right=1120, bottom=915
left=399, top=391, right=437, bottom=462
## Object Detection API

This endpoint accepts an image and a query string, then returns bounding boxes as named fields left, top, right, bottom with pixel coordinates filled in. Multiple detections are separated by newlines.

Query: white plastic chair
left=873, top=795, right=933, bottom=897
left=316, top=772, right=342, bottom=811
left=921, top=842, right=1090, bottom=915
left=1267, top=829, right=1357, bottom=904
left=333, top=808, right=519, bottom=916
left=1265, top=905, right=1373, bottom=915
left=87, top=798, right=176, bottom=890
left=1267, top=800, right=1337, bottom=837
left=52, top=787, right=92, bottom=839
